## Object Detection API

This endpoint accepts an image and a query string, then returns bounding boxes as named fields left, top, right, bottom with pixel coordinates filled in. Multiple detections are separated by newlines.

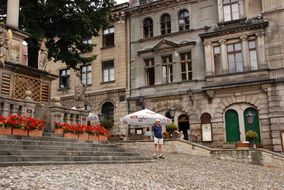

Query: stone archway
left=178, top=114, right=190, bottom=140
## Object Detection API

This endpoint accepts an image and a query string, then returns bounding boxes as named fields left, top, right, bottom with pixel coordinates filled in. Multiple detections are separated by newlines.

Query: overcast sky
left=116, top=0, right=128, bottom=4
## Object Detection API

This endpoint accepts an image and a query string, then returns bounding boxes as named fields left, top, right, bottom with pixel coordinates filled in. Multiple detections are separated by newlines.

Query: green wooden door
left=244, top=108, right=261, bottom=144
left=225, top=109, right=240, bottom=142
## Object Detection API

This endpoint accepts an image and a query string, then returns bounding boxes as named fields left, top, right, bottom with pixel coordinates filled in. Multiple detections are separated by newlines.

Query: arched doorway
left=178, top=114, right=189, bottom=140
left=101, top=102, right=114, bottom=129
left=244, top=107, right=261, bottom=144
left=225, top=109, right=240, bottom=142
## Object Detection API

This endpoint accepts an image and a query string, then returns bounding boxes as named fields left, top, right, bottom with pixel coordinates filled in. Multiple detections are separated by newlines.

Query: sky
left=116, top=0, right=129, bottom=4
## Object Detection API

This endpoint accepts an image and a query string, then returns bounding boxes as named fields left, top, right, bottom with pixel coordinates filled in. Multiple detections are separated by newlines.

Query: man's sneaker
left=159, top=154, right=165, bottom=159
left=152, top=154, right=157, bottom=159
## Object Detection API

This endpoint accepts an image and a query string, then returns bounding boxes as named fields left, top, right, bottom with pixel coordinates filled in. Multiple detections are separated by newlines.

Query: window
left=83, top=37, right=92, bottom=44
left=143, top=18, right=153, bottom=38
left=103, top=26, right=114, bottom=47
left=59, top=69, right=70, bottom=89
left=213, top=46, right=222, bottom=75
left=102, top=60, right=115, bottom=82
left=161, top=14, right=171, bottom=35
left=81, top=65, right=92, bottom=85
left=178, top=10, right=190, bottom=31
left=227, top=42, right=243, bottom=73
left=180, top=52, right=192, bottom=81
left=249, top=40, right=258, bottom=70
left=144, top=58, right=155, bottom=86
left=162, top=55, right=173, bottom=83
left=223, top=0, right=239, bottom=22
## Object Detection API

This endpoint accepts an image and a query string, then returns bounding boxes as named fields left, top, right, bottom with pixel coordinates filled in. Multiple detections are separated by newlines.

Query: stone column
left=219, top=39, right=228, bottom=74
left=239, top=0, right=245, bottom=19
left=204, top=41, right=213, bottom=76
left=7, top=0, right=20, bottom=28
left=172, top=51, right=181, bottom=82
left=240, top=35, right=250, bottom=71
left=256, top=32, right=267, bottom=69
left=217, top=0, right=224, bottom=22
left=155, top=55, right=162, bottom=85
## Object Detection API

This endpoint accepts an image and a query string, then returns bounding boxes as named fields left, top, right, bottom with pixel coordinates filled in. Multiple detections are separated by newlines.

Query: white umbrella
left=86, top=112, right=99, bottom=122
left=121, top=108, right=172, bottom=125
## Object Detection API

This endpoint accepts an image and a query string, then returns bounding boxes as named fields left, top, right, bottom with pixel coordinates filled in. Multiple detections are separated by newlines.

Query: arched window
left=161, top=14, right=171, bottom=35
left=178, top=10, right=190, bottom=31
left=143, top=17, right=153, bottom=38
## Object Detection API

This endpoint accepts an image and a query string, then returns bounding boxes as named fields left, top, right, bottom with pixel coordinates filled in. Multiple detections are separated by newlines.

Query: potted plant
left=166, top=122, right=178, bottom=136
left=245, top=130, right=258, bottom=147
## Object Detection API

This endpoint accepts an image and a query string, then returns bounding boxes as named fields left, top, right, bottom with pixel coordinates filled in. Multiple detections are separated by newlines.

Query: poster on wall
left=202, top=124, right=212, bottom=142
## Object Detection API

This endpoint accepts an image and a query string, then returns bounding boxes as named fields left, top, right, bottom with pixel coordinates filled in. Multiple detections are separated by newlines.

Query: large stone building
left=48, top=0, right=284, bottom=152
left=46, top=3, right=129, bottom=135
left=126, top=0, right=284, bottom=152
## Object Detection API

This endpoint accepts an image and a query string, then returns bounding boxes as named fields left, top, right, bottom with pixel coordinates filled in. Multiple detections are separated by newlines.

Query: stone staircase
left=0, top=135, right=153, bottom=166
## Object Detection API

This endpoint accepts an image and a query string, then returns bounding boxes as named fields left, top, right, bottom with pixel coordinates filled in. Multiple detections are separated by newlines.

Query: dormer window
left=161, top=14, right=171, bottom=35
left=178, top=10, right=190, bottom=31
left=223, top=0, right=239, bottom=21
left=143, top=17, right=153, bottom=38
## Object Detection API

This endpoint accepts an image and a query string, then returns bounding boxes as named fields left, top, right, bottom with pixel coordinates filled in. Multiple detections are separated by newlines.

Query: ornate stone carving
left=38, top=38, right=48, bottom=71
left=74, top=71, right=87, bottom=110
left=0, top=25, right=8, bottom=67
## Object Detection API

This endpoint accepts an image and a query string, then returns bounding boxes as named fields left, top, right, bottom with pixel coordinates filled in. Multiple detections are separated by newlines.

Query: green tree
left=0, top=0, right=115, bottom=69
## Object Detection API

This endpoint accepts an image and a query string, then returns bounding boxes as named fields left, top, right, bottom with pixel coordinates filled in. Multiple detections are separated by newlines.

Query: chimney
left=6, top=0, right=20, bottom=28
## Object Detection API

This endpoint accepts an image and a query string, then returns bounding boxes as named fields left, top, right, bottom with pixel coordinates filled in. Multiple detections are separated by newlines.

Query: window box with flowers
left=5, top=115, right=28, bottom=136
left=0, top=115, right=12, bottom=135
left=27, top=117, right=45, bottom=137
left=54, top=122, right=65, bottom=135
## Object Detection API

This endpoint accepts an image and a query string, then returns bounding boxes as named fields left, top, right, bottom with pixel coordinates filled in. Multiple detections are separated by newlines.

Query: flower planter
left=29, top=130, right=43, bottom=137
left=237, top=142, right=250, bottom=149
left=12, top=128, right=28, bottom=136
left=0, top=127, right=12, bottom=135
left=78, top=133, right=89, bottom=140
left=98, top=135, right=108, bottom=141
left=64, top=133, right=78, bottom=139
left=89, top=135, right=99, bottom=141
left=54, top=128, right=64, bottom=135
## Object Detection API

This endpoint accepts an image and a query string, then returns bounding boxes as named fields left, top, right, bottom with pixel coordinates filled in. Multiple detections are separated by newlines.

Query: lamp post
left=168, top=107, right=176, bottom=122
left=246, top=111, right=255, bottom=128
left=98, top=113, right=105, bottom=123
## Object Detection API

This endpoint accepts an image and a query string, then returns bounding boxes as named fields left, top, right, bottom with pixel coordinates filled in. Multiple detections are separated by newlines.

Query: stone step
left=0, top=159, right=155, bottom=167
left=0, top=135, right=152, bottom=166
left=0, top=150, right=140, bottom=157
left=0, top=135, right=111, bottom=146
left=0, top=155, right=151, bottom=162
left=0, top=139, right=117, bottom=148
left=0, top=144, right=132, bottom=152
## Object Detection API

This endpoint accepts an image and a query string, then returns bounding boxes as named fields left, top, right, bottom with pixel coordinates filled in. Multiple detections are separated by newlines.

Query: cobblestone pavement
left=0, top=153, right=283, bottom=190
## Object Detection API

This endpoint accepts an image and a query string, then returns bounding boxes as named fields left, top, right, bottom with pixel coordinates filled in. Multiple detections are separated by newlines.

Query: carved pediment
left=152, top=39, right=178, bottom=52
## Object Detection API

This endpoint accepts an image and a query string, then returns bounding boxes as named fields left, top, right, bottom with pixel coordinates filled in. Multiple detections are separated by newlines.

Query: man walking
left=152, top=119, right=164, bottom=159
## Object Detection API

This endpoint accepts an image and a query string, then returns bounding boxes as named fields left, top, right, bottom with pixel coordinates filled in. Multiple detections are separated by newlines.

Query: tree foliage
left=0, top=0, right=115, bottom=69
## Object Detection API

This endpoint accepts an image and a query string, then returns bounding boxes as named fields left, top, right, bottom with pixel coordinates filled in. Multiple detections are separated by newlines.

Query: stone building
left=126, top=0, right=284, bottom=152
left=46, top=3, right=129, bottom=135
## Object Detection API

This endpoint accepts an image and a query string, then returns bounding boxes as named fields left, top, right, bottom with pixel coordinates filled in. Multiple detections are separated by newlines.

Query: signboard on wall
left=201, top=124, right=212, bottom=142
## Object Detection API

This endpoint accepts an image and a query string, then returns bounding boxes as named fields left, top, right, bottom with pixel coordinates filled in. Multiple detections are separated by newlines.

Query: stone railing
left=0, top=96, right=88, bottom=134
left=116, top=140, right=284, bottom=169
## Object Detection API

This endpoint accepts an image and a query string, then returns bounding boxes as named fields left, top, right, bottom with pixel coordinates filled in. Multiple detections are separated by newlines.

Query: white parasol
left=121, top=108, right=172, bottom=125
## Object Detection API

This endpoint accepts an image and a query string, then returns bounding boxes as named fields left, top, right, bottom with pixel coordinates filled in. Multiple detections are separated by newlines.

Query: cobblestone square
left=0, top=154, right=283, bottom=190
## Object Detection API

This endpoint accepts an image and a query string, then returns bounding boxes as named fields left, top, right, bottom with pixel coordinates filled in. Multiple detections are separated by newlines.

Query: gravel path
left=0, top=153, right=283, bottom=190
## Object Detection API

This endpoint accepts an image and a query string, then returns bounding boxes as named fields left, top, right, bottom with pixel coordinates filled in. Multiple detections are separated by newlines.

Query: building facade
left=47, top=0, right=284, bottom=152
left=126, top=0, right=284, bottom=152
left=46, top=3, right=129, bottom=135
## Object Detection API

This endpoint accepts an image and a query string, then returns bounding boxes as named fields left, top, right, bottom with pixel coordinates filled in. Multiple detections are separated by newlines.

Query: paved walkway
left=0, top=153, right=283, bottom=190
